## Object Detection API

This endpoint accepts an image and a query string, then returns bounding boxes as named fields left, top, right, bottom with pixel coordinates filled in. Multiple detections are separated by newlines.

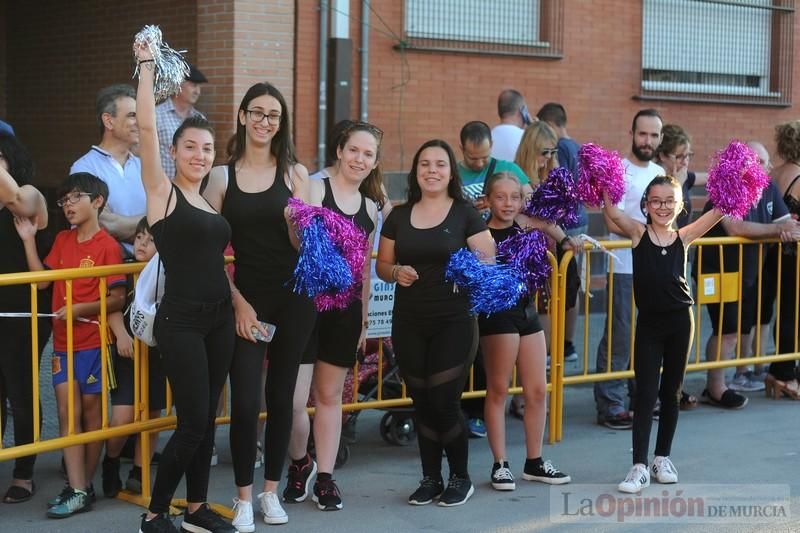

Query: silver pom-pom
left=133, top=25, right=190, bottom=101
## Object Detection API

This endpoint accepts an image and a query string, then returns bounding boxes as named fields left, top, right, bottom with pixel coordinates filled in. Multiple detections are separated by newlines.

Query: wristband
left=391, top=265, right=400, bottom=281
left=137, top=59, right=155, bottom=64
left=362, top=320, right=369, bottom=328
left=559, top=235, right=570, bottom=247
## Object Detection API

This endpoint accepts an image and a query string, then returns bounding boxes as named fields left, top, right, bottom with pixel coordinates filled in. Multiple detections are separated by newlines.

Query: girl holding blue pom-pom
left=377, top=140, right=494, bottom=507
left=602, top=176, right=722, bottom=494
left=480, top=171, right=572, bottom=491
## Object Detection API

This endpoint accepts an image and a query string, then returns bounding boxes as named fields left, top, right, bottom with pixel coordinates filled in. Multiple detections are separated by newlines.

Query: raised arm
left=514, top=212, right=582, bottom=254
left=133, top=43, right=173, bottom=221
left=466, top=229, right=497, bottom=263
left=679, top=207, right=723, bottom=245
left=0, top=167, right=47, bottom=225
left=601, top=190, right=645, bottom=244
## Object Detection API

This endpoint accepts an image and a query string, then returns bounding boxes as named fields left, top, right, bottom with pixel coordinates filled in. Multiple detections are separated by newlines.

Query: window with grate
left=640, top=0, right=795, bottom=106
left=402, top=0, right=563, bottom=58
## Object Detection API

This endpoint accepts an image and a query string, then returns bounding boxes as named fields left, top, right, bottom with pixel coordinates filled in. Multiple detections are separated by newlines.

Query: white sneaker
left=618, top=464, right=650, bottom=493
left=728, top=372, right=765, bottom=392
left=210, top=445, right=218, bottom=467
left=231, top=498, right=255, bottom=533
left=651, top=456, right=678, bottom=484
left=258, top=491, right=288, bottom=525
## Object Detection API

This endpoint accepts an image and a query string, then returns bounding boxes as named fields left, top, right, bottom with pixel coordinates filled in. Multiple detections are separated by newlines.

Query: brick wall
left=294, top=0, right=800, bottom=176
left=5, top=0, right=197, bottom=187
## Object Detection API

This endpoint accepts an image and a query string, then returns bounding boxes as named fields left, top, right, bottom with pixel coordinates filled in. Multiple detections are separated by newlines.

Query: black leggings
left=631, top=307, right=693, bottom=466
left=771, top=251, right=799, bottom=381
left=0, top=317, right=51, bottom=480
left=149, top=295, right=235, bottom=514
left=229, top=287, right=315, bottom=485
left=392, top=315, right=478, bottom=478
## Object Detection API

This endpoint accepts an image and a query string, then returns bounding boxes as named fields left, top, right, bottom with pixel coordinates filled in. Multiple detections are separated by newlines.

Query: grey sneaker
left=728, top=372, right=765, bottom=392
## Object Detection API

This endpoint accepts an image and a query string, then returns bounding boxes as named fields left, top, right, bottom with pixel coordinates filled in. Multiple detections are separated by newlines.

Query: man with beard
left=594, top=109, right=664, bottom=429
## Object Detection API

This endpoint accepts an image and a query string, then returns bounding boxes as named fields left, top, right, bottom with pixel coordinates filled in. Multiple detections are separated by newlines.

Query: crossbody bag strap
left=481, top=158, right=498, bottom=195
left=155, top=185, right=175, bottom=300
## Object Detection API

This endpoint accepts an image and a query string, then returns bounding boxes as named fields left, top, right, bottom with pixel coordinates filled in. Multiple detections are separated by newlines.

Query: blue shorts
left=52, top=348, right=103, bottom=394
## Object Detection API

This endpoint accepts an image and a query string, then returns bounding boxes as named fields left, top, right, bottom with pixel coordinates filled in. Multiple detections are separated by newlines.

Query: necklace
left=651, top=228, right=672, bottom=255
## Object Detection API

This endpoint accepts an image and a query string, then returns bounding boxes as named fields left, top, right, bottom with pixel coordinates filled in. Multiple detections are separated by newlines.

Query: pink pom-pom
left=706, top=140, right=771, bottom=218
left=576, top=143, right=626, bottom=207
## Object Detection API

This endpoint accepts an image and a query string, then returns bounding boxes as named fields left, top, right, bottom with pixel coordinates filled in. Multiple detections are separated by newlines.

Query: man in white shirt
left=155, top=65, right=207, bottom=179
left=594, top=109, right=665, bottom=429
left=490, top=89, right=532, bottom=161
left=71, top=84, right=145, bottom=256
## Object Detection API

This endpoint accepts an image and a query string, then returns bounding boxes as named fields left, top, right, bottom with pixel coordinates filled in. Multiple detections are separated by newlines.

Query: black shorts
left=478, top=302, right=543, bottom=337
left=706, top=283, right=758, bottom=336
left=759, top=245, right=778, bottom=324
left=110, top=346, right=167, bottom=410
left=303, top=301, right=362, bottom=368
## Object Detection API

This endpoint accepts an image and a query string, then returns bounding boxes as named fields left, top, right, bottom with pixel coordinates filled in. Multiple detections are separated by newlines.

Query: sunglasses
left=541, top=149, right=558, bottom=157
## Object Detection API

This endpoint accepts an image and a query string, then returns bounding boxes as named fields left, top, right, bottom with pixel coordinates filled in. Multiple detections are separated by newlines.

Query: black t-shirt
left=381, top=200, right=486, bottom=320
left=695, top=181, right=789, bottom=287
left=633, top=230, right=693, bottom=314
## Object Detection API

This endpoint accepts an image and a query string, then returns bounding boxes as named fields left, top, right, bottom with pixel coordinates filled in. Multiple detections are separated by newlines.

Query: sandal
left=679, top=391, right=698, bottom=410
left=3, top=482, right=35, bottom=504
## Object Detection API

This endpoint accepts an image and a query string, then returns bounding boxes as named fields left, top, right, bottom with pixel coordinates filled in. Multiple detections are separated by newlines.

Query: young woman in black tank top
left=203, top=83, right=313, bottom=529
left=602, top=176, right=722, bottom=495
left=135, top=44, right=236, bottom=533
left=285, top=123, right=383, bottom=511
left=767, top=121, right=800, bottom=398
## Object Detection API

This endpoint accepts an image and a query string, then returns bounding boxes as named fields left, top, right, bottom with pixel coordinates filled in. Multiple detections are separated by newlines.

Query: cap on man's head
left=186, top=65, right=208, bottom=84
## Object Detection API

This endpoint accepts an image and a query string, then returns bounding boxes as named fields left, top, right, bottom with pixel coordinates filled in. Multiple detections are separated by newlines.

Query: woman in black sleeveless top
left=135, top=44, right=236, bottom=533
left=286, top=123, right=382, bottom=511
left=768, top=121, right=800, bottom=398
left=0, top=133, right=51, bottom=503
left=203, top=83, right=313, bottom=528
left=602, top=176, right=722, bottom=495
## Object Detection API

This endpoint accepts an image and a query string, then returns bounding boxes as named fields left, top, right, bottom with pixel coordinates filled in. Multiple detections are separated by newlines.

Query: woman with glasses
left=203, top=82, right=314, bottom=529
left=654, top=125, right=706, bottom=229
left=514, top=121, right=560, bottom=188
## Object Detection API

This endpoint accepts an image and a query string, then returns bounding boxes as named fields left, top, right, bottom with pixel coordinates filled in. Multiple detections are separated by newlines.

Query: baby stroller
left=307, top=337, right=416, bottom=467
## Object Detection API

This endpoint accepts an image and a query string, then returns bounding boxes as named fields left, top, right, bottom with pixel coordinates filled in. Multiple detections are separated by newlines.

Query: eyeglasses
left=245, top=109, right=282, bottom=125
left=647, top=199, right=676, bottom=209
left=541, top=149, right=558, bottom=157
left=668, top=152, right=694, bottom=162
left=56, top=192, right=93, bottom=208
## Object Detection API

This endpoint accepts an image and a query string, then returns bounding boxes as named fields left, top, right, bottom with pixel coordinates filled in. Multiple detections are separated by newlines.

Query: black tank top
left=781, top=175, right=800, bottom=256
left=222, top=163, right=298, bottom=293
left=632, top=229, right=693, bottom=314
left=152, top=186, right=231, bottom=303
left=321, top=177, right=375, bottom=236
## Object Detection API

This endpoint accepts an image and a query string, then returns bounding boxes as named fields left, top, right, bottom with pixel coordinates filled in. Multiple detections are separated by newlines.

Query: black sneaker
left=126, top=467, right=143, bottom=494
left=490, top=461, right=515, bottom=491
left=407, top=476, right=444, bottom=505
left=564, top=341, right=579, bottom=362
left=522, top=459, right=571, bottom=485
left=102, top=455, right=122, bottom=498
left=282, top=454, right=317, bottom=503
left=438, top=474, right=474, bottom=507
left=139, top=512, right=179, bottom=533
left=599, top=412, right=633, bottom=430
left=181, top=503, right=235, bottom=533
left=312, top=477, right=343, bottom=511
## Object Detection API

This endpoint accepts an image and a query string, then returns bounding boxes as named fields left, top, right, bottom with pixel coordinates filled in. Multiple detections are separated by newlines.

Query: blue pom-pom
left=445, top=248, right=526, bottom=314
left=292, top=217, right=353, bottom=297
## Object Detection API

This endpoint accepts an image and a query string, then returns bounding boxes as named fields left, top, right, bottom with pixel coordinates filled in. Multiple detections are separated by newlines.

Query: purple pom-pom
left=706, top=140, right=771, bottom=218
left=497, top=229, right=552, bottom=293
left=292, top=218, right=353, bottom=298
left=445, top=248, right=526, bottom=314
left=576, top=143, right=626, bottom=207
left=524, top=167, right=580, bottom=226
left=288, top=198, right=369, bottom=310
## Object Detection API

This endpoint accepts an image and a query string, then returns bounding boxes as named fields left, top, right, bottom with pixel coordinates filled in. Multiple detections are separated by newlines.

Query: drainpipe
left=317, top=1, right=329, bottom=169
left=360, top=0, right=369, bottom=122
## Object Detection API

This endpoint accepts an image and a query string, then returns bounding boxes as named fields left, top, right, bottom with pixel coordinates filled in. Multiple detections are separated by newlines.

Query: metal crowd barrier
left=0, top=251, right=560, bottom=514
left=554, top=236, right=800, bottom=442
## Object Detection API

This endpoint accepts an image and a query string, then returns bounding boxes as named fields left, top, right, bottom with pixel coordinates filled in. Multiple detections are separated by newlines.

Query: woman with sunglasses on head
left=654, top=125, right=707, bottom=230
left=377, top=139, right=495, bottom=507
left=284, top=122, right=384, bottom=512
left=134, top=44, right=236, bottom=533
left=203, top=82, right=314, bottom=530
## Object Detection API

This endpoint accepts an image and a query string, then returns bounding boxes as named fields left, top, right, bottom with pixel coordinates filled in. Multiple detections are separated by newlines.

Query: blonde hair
left=515, top=121, right=559, bottom=187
